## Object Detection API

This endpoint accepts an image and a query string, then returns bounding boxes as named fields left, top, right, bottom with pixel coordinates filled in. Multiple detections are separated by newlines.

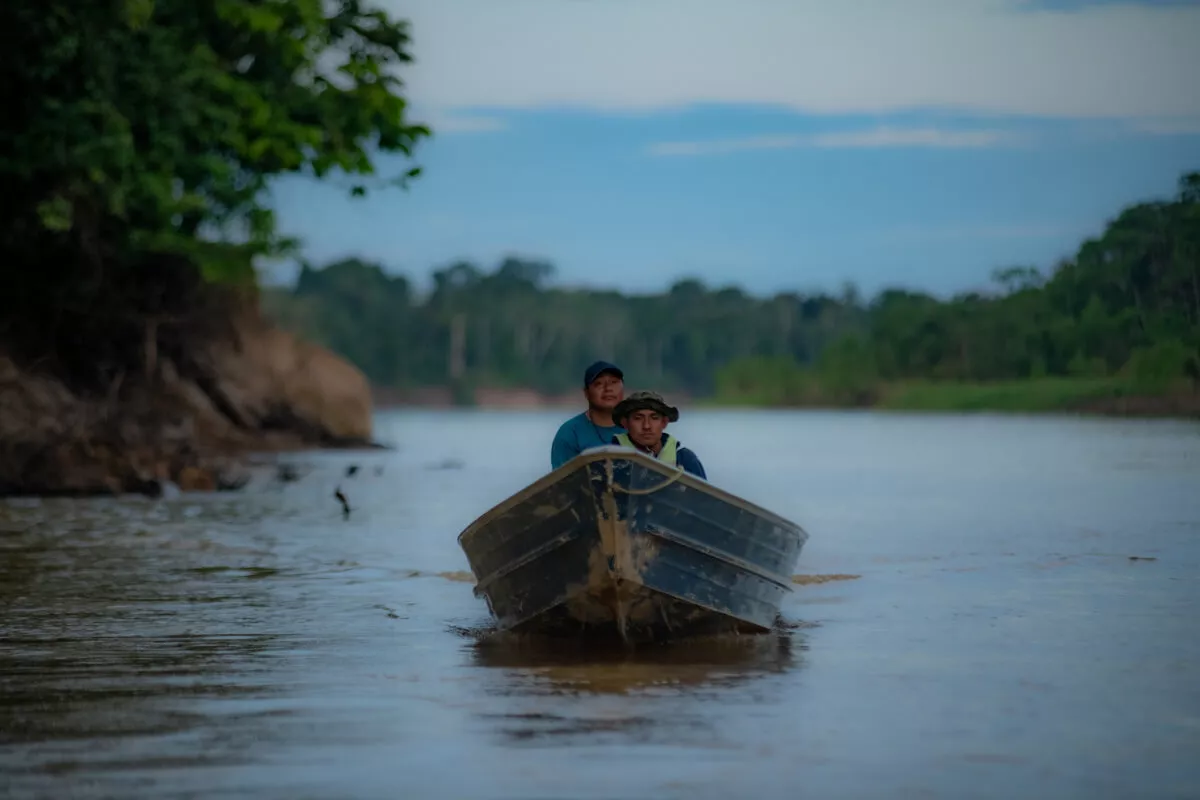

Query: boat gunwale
left=456, top=446, right=808, bottom=550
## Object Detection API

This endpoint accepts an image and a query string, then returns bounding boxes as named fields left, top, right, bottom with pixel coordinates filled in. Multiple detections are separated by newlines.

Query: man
left=550, top=361, right=626, bottom=469
left=610, top=391, right=706, bottom=479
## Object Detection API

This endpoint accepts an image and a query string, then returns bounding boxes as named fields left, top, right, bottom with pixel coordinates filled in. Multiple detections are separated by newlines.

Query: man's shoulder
left=668, top=435, right=700, bottom=459
left=676, top=444, right=706, bottom=478
left=666, top=433, right=692, bottom=450
left=554, top=412, right=587, bottom=433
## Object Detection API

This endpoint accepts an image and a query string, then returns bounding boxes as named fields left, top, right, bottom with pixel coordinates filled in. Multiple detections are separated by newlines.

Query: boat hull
left=458, top=447, right=808, bottom=642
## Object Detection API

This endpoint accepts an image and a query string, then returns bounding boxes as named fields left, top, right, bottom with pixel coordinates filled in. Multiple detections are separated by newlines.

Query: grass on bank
left=705, top=347, right=1199, bottom=415
left=706, top=374, right=1197, bottom=415
left=877, top=377, right=1134, bottom=412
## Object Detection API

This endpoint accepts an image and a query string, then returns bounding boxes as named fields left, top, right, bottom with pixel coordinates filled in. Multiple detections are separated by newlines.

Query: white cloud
left=648, top=127, right=1019, bottom=155
left=386, top=0, right=1200, bottom=120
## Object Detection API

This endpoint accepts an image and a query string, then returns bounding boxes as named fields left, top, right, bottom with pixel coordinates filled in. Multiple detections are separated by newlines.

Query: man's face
left=584, top=372, right=624, bottom=411
left=625, top=409, right=667, bottom=448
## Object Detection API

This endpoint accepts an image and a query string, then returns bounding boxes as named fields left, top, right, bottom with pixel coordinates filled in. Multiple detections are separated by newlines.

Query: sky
left=266, top=0, right=1200, bottom=298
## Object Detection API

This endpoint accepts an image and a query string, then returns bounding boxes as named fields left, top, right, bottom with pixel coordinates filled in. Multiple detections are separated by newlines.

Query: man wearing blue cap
left=550, top=361, right=626, bottom=469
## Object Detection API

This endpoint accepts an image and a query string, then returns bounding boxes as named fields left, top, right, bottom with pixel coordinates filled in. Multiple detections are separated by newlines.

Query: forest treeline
left=264, top=170, right=1200, bottom=409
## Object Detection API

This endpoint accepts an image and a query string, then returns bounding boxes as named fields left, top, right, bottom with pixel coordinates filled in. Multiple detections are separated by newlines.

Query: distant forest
left=263, top=170, right=1200, bottom=407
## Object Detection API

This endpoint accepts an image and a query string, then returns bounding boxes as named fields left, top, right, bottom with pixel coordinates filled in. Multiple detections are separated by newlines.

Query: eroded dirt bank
left=0, top=311, right=378, bottom=497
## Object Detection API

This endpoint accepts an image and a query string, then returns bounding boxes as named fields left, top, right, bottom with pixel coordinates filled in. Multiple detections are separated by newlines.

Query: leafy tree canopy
left=1, top=0, right=428, bottom=384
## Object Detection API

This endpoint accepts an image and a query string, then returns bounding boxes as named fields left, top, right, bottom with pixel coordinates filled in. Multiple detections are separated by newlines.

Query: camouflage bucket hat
left=612, top=391, right=679, bottom=425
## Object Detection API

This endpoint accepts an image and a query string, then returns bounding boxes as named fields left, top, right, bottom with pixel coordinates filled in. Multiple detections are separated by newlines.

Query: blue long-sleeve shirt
left=550, top=413, right=624, bottom=470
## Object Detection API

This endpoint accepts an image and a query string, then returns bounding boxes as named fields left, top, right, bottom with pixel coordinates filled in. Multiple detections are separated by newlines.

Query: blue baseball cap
left=583, top=360, right=623, bottom=387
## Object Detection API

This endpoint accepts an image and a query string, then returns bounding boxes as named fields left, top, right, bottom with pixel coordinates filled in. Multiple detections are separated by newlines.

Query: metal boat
left=457, top=446, right=808, bottom=642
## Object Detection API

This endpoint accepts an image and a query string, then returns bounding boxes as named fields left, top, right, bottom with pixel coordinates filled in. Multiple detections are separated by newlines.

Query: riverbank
left=369, top=379, right=1199, bottom=419
left=705, top=377, right=1200, bottom=418
left=690, top=374, right=1196, bottom=419
left=372, top=385, right=698, bottom=410
left=878, top=378, right=1200, bottom=417
left=0, top=312, right=380, bottom=498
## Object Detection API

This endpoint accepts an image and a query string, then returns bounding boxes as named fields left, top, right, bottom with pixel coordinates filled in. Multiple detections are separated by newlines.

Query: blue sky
left=267, top=0, right=1200, bottom=298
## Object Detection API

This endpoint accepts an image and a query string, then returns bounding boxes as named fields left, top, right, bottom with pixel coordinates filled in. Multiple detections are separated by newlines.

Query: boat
left=457, top=445, right=809, bottom=642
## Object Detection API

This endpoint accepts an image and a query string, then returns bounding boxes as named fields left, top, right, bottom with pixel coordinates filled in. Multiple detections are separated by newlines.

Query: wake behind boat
left=457, top=446, right=809, bottom=642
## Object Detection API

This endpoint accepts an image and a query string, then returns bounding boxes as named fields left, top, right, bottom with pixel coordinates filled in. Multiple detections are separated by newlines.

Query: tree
left=0, top=0, right=429, bottom=387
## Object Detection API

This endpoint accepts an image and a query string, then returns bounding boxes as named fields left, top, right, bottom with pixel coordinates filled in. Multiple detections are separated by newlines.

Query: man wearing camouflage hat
left=610, top=391, right=706, bottom=479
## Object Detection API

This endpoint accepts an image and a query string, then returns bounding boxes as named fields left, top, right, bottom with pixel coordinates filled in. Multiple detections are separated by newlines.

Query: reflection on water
left=464, top=629, right=805, bottom=751
left=2, top=409, right=1199, bottom=799
left=469, top=627, right=804, bottom=695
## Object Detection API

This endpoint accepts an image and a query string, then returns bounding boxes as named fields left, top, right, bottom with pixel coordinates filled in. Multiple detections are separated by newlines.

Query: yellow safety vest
left=615, top=433, right=679, bottom=467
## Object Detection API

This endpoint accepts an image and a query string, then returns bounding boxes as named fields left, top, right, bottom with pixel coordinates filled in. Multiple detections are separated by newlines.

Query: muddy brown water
left=2, top=409, right=1199, bottom=799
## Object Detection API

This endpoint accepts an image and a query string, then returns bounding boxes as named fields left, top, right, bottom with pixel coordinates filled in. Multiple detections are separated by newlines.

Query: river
left=2, top=409, right=1199, bottom=799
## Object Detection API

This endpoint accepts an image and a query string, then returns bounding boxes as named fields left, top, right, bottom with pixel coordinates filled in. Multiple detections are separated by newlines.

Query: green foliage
left=263, top=258, right=417, bottom=386
left=1, top=0, right=427, bottom=386
left=265, top=259, right=868, bottom=395
left=266, top=171, right=1200, bottom=414
left=815, top=335, right=879, bottom=405
left=1122, top=340, right=1196, bottom=393
left=712, top=357, right=817, bottom=406
left=9, top=0, right=426, bottom=263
